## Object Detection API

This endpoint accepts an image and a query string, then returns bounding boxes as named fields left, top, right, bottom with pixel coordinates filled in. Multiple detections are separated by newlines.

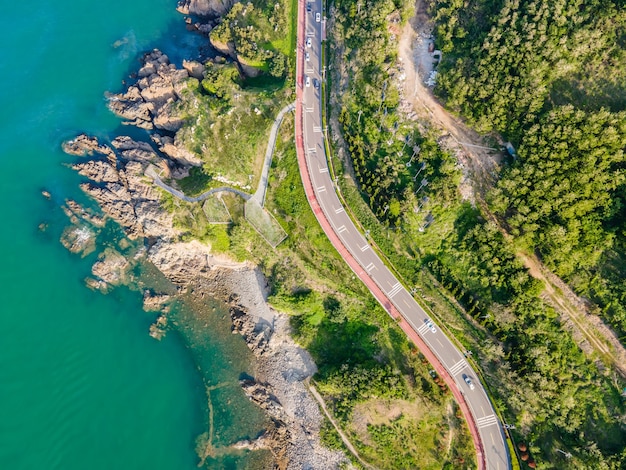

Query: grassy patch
left=171, top=62, right=294, bottom=192
left=210, top=0, right=291, bottom=77
left=175, top=166, right=213, bottom=196
left=244, top=199, right=288, bottom=248
left=202, top=195, right=231, bottom=224
left=178, top=111, right=476, bottom=467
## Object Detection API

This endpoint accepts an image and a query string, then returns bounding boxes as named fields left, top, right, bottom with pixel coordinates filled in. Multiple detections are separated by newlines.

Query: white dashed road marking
left=476, top=415, right=498, bottom=429
left=387, top=282, right=402, bottom=297
left=448, top=359, right=468, bottom=376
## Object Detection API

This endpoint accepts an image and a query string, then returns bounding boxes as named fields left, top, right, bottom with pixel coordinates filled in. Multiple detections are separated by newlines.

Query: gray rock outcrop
left=107, top=50, right=192, bottom=132
left=65, top=135, right=178, bottom=240
left=176, top=0, right=236, bottom=17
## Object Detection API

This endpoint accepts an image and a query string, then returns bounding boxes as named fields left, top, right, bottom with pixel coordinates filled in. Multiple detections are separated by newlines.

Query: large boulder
left=107, top=50, right=191, bottom=131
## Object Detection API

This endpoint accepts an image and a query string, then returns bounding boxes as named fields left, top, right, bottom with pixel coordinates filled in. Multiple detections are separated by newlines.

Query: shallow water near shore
left=0, top=1, right=267, bottom=468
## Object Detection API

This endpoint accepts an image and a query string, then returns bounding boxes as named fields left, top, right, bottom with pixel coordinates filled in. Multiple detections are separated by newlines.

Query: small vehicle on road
left=425, top=319, right=436, bottom=333
left=314, top=78, right=320, bottom=89
left=306, top=2, right=311, bottom=12
left=305, top=52, right=310, bottom=61
left=316, top=12, right=321, bottom=22
left=463, top=374, right=475, bottom=390
left=306, top=37, right=312, bottom=48
left=305, top=76, right=311, bottom=87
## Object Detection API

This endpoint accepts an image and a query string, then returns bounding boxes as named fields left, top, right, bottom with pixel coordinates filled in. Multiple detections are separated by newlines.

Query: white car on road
left=463, top=375, right=475, bottom=390
left=316, top=12, right=321, bottom=23
left=306, top=37, right=312, bottom=48
left=305, top=76, right=311, bottom=87
left=425, top=319, right=436, bottom=333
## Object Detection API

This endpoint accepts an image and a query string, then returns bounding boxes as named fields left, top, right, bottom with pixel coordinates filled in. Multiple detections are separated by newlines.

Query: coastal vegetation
left=239, top=120, right=476, bottom=469
left=325, top=0, right=626, bottom=467
left=209, top=0, right=296, bottom=75
left=173, top=61, right=292, bottom=190
left=166, top=109, right=476, bottom=466
left=144, top=2, right=474, bottom=465
left=141, top=0, right=626, bottom=467
left=163, top=0, right=299, bottom=196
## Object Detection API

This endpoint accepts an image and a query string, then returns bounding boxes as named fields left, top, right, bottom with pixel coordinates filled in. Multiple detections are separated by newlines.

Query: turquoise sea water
left=0, top=1, right=266, bottom=468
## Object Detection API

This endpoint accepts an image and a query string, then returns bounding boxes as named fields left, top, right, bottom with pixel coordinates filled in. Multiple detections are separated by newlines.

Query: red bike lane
left=293, top=0, right=486, bottom=467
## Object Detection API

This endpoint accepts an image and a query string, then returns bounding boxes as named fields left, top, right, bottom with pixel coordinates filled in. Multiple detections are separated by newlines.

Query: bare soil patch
left=396, top=0, right=626, bottom=378
left=397, top=0, right=503, bottom=201
left=351, top=398, right=425, bottom=438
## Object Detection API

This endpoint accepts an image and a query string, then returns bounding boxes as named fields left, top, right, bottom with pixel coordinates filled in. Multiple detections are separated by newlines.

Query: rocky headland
left=58, top=8, right=348, bottom=470
left=176, top=0, right=236, bottom=18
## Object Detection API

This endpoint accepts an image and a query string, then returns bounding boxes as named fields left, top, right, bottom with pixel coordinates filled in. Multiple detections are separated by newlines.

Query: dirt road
left=397, top=0, right=502, bottom=200
left=396, top=0, right=626, bottom=377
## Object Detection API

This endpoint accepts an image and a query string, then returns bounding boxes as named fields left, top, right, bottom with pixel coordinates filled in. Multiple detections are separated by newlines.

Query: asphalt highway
left=295, top=1, right=511, bottom=468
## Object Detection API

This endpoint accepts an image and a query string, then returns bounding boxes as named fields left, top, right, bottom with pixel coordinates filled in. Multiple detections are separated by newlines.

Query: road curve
left=146, top=165, right=252, bottom=202
left=252, top=102, right=295, bottom=206
left=146, top=102, right=296, bottom=205
left=293, top=1, right=511, bottom=469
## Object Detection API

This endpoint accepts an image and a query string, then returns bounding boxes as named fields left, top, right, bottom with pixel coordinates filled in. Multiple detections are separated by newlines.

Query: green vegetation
left=142, top=0, right=469, bottom=464
left=161, top=191, right=231, bottom=250
left=430, top=212, right=626, bottom=468
left=432, top=0, right=626, bottom=344
left=243, top=199, right=287, bottom=247
left=434, top=0, right=626, bottom=138
left=326, top=0, right=626, bottom=467
left=177, top=166, right=213, bottom=196
left=174, top=62, right=291, bottom=190
left=158, top=0, right=298, bottom=197
left=159, top=0, right=626, bottom=466
left=202, top=196, right=231, bottom=224
left=210, top=0, right=295, bottom=76
left=202, top=118, right=476, bottom=469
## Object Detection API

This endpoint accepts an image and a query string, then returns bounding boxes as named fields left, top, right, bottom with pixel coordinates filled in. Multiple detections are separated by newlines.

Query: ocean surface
left=0, top=1, right=267, bottom=468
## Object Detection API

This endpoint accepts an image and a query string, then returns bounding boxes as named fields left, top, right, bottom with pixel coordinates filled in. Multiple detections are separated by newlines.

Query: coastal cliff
left=59, top=8, right=347, bottom=469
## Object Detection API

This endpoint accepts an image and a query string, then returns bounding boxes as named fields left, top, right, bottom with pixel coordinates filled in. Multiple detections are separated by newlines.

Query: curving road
left=145, top=165, right=252, bottom=201
left=294, top=1, right=511, bottom=469
left=146, top=102, right=295, bottom=205
left=252, top=102, right=295, bottom=206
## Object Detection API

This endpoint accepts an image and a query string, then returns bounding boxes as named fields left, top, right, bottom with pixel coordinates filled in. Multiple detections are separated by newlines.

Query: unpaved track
left=308, top=383, right=376, bottom=469
left=397, top=0, right=502, bottom=198
left=398, top=0, right=626, bottom=377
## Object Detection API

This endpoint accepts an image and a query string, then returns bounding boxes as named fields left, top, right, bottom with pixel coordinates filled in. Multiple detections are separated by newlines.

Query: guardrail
left=293, top=1, right=488, bottom=466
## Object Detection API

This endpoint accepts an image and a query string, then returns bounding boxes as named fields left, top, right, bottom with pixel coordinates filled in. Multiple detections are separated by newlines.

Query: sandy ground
left=396, top=0, right=503, bottom=201
left=146, top=240, right=350, bottom=469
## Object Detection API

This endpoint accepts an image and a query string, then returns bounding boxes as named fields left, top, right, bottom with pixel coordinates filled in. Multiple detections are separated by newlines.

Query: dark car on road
left=463, top=374, right=475, bottom=390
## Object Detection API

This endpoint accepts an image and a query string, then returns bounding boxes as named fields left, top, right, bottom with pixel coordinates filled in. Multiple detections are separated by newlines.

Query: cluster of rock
left=107, top=50, right=191, bottom=132
left=176, top=0, right=235, bottom=18
left=64, top=133, right=177, bottom=240
left=229, top=296, right=272, bottom=355
left=56, top=4, right=350, bottom=468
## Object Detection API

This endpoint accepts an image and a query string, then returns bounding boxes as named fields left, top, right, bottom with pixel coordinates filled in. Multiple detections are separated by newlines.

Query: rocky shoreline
left=57, top=6, right=349, bottom=470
